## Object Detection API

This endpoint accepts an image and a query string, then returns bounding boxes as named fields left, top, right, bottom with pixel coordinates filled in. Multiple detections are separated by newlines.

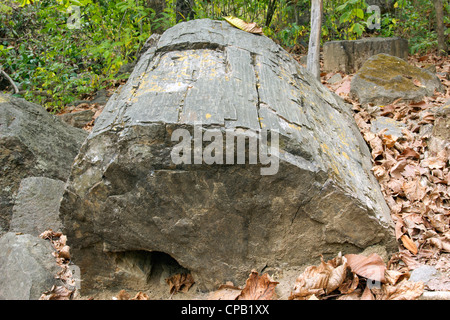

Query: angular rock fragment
left=0, top=94, right=87, bottom=235
left=60, top=19, right=396, bottom=292
left=10, top=177, right=65, bottom=236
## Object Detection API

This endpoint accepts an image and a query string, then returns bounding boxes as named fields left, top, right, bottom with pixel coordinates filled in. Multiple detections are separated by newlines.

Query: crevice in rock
left=250, top=52, right=263, bottom=131
left=156, top=41, right=226, bottom=55
left=113, top=250, right=191, bottom=288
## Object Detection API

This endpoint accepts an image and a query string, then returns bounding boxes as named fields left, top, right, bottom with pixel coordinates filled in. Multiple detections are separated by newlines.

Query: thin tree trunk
left=0, top=68, right=19, bottom=94
left=265, top=0, right=278, bottom=27
left=433, top=0, right=447, bottom=55
left=307, top=0, right=323, bottom=80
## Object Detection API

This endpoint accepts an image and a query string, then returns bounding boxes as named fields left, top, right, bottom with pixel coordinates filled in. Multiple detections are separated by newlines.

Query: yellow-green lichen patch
left=0, top=95, right=9, bottom=103
left=358, top=54, right=434, bottom=92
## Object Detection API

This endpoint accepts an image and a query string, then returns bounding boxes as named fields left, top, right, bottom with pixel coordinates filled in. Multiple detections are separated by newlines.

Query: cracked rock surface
left=0, top=94, right=87, bottom=235
left=60, top=19, right=396, bottom=292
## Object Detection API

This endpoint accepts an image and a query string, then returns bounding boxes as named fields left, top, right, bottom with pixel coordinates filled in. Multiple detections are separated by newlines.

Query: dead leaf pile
left=288, top=252, right=424, bottom=300
left=322, top=52, right=450, bottom=273
left=166, top=273, right=195, bottom=295
left=39, top=230, right=77, bottom=300
left=113, top=289, right=149, bottom=300
left=209, top=270, right=279, bottom=300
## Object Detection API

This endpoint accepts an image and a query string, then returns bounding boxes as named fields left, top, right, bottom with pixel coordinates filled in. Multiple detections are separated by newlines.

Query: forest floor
left=47, top=51, right=449, bottom=301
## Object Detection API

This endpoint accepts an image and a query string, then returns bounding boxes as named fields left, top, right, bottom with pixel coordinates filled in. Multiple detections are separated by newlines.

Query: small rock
left=327, top=73, right=343, bottom=85
left=90, top=89, right=109, bottom=105
left=371, top=116, right=406, bottom=138
left=0, top=232, right=59, bottom=300
left=58, top=109, right=95, bottom=129
left=409, top=264, right=450, bottom=291
left=410, top=265, right=439, bottom=283
left=428, top=101, right=450, bottom=154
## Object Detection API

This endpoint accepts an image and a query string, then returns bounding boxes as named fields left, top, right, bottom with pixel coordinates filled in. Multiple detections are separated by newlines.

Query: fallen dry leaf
left=40, top=285, right=73, bottom=300
left=402, top=179, right=427, bottom=202
left=345, top=253, right=386, bottom=283
left=360, top=285, right=375, bottom=300
left=115, top=289, right=130, bottom=300
left=58, top=245, right=71, bottom=260
left=338, top=272, right=359, bottom=294
left=398, top=147, right=420, bottom=160
left=131, top=292, right=150, bottom=300
left=337, top=289, right=362, bottom=300
left=209, top=282, right=242, bottom=300
left=223, top=16, right=263, bottom=35
left=401, top=235, right=418, bottom=255
left=390, top=159, right=408, bottom=179
left=384, top=269, right=409, bottom=286
left=326, top=258, right=348, bottom=294
left=166, top=273, right=195, bottom=295
left=289, top=258, right=333, bottom=300
left=237, top=270, right=278, bottom=300
left=381, top=279, right=424, bottom=300
left=426, top=236, right=450, bottom=253
left=382, top=134, right=398, bottom=148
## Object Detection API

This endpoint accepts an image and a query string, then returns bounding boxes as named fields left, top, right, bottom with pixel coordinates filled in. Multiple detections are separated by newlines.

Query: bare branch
left=0, top=68, right=19, bottom=94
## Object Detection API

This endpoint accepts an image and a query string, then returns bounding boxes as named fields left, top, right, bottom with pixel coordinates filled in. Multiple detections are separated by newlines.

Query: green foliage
left=0, top=0, right=446, bottom=111
left=380, top=0, right=447, bottom=54
left=0, top=0, right=174, bottom=112
left=278, top=23, right=308, bottom=47
left=321, top=0, right=368, bottom=40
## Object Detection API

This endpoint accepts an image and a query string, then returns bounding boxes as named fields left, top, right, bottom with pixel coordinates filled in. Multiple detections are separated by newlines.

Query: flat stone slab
left=323, top=37, right=409, bottom=74
left=60, top=19, right=396, bottom=292
left=10, top=177, right=65, bottom=236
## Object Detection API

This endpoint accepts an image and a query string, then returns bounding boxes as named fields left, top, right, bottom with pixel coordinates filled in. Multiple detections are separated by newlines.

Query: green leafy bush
left=0, top=0, right=174, bottom=112
left=0, top=0, right=446, bottom=111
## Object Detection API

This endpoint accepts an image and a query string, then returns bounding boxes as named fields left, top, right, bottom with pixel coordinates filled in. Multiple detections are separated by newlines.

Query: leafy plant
left=0, top=0, right=174, bottom=111
left=335, top=0, right=368, bottom=39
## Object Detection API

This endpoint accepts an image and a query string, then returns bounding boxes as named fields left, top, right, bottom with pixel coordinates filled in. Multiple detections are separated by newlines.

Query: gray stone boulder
left=60, top=19, right=396, bottom=292
left=428, top=100, right=450, bottom=155
left=350, top=53, right=444, bottom=105
left=0, top=94, right=87, bottom=235
left=10, top=177, right=65, bottom=236
left=323, top=37, right=408, bottom=74
left=0, top=232, right=59, bottom=300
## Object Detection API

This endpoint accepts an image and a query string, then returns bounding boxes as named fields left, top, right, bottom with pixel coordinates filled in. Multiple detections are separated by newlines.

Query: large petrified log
left=60, top=19, right=396, bottom=292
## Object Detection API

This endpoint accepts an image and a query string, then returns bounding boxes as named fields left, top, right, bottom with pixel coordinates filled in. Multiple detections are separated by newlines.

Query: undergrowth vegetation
left=0, top=0, right=448, bottom=111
